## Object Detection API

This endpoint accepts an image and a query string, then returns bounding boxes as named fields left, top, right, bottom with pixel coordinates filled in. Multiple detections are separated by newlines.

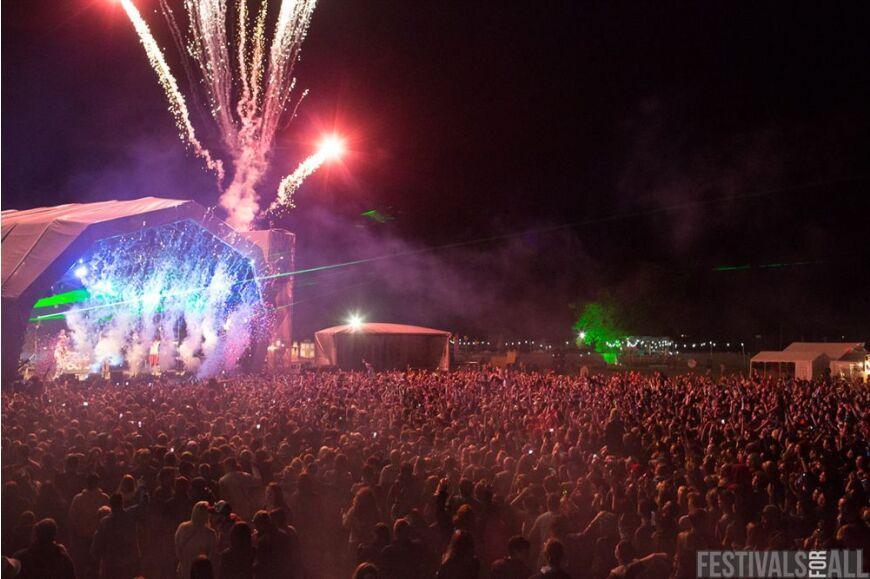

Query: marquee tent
left=749, top=342, right=868, bottom=382
left=750, top=350, right=830, bottom=381
left=315, top=323, right=450, bottom=371
left=784, top=342, right=868, bottom=381
left=784, top=342, right=866, bottom=360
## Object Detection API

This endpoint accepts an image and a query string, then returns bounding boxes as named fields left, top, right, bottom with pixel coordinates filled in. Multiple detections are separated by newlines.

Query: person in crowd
left=13, top=519, right=75, bottom=579
left=344, top=487, right=383, bottom=556
left=490, top=536, right=533, bottom=579
left=190, top=555, right=215, bottom=579
left=90, top=493, right=143, bottom=579
left=264, top=482, right=290, bottom=523
left=289, top=472, right=325, bottom=577
left=211, top=501, right=240, bottom=553
left=176, top=501, right=217, bottom=579
left=55, top=455, right=86, bottom=505
left=117, top=474, right=139, bottom=508
left=437, top=529, right=480, bottom=579
left=605, top=540, right=669, bottom=579
left=2, top=483, right=32, bottom=555
left=531, top=539, right=571, bottom=579
left=67, top=473, right=109, bottom=577
left=353, top=562, right=380, bottom=579
left=166, top=476, right=195, bottom=529
left=251, top=510, right=294, bottom=579
left=357, top=522, right=390, bottom=567
left=218, top=522, right=254, bottom=579
left=528, top=494, right=561, bottom=559
left=6, top=512, right=36, bottom=557
left=219, top=460, right=262, bottom=522
left=33, top=481, right=68, bottom=542
left=379, top=518, right=424, bottom=578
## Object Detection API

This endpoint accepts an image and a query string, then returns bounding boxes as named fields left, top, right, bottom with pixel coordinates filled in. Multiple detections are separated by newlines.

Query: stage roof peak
left=2, top=197, right=207, bottom=300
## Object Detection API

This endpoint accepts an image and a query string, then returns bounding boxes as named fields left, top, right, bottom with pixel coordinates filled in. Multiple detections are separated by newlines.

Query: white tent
left=784, top=342, right=868, bottom=381
left=784, top=342, right=865, bottom=360
left=750, top=350, right=830, bottom=380
left=315, top=323, right=450, bottom=371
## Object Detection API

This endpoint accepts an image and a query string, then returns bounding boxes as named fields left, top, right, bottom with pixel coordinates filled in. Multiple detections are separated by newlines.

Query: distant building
left=623, top=336, right=673, bottom=355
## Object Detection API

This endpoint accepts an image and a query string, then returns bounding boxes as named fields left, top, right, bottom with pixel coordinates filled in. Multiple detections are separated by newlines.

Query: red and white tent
left=314, top=322, right=450, bottom=371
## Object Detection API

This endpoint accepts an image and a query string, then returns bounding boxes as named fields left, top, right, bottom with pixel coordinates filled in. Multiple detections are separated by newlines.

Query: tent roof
left=751, top=351, right=829, bottom=363
left=784, top=342, right=866, bottom=360
left=316, top=322, right=450, bottom=337
left=2, top=197, right=210, bottom=300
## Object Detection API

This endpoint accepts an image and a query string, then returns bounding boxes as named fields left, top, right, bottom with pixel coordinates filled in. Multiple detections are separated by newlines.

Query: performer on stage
left=149, top=337, right=160, bottom=369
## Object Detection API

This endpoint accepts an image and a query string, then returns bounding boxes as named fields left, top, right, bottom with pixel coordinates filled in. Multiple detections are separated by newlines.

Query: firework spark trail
left=269, top=149, right=328, bottom=213
left=184, top=0, right=237, bottom=143
left=236, top=0, right=251, bottom=105
left=248, top=1, right=269, bottom=109
left=122, top=0, right=321, bottom=230
left=118, top=0, right=224, bottom=181
left=262, top=0, right=317, bottom=142
left=158, top=0, right=204, bottom=115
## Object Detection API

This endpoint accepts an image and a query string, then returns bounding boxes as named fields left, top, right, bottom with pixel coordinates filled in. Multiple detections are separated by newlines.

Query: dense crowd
left=1, top=369, right=868, bottom=579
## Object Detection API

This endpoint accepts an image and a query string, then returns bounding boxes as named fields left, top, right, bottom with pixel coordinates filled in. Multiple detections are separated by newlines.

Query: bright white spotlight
left=578, top=331, right=586, bottom=341
left=74, top=265, right=88, bottom=279
left=318, top=134, right=345, bottom=160
left=347, top=313, right=364, bottom=331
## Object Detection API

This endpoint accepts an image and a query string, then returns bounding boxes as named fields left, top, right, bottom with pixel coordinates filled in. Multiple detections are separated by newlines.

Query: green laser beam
left=32, top=289, right=91, bottom=309
left=760, top=260, right=817, bottom=269
left=713, top=260, right=821, bottom=272
left=361, top=209, right=393, bottom=223
left=28, top=312, right=68, bottom=322
left=28, top=175, right=865, bottom=323
left=257, top=174, right=869, bottom=264
left=27, top=285, right=205, bottom=322
left=274, top=276, right=380, bottom=311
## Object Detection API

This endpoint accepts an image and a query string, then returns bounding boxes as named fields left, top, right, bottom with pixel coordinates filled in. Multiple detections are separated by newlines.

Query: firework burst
left=120, top=0, right=320, bottom=230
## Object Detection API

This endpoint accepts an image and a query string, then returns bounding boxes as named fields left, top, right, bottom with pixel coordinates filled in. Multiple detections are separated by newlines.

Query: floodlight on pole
left=347, top=313, right=364, bottom=331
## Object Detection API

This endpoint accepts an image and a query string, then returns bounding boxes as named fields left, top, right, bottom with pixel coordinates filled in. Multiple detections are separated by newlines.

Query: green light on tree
left=572, top=301, right=627, bottom=364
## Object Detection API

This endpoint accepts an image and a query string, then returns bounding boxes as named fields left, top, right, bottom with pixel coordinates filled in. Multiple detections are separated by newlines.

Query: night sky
left=3, top=1, right=869, bottom=344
